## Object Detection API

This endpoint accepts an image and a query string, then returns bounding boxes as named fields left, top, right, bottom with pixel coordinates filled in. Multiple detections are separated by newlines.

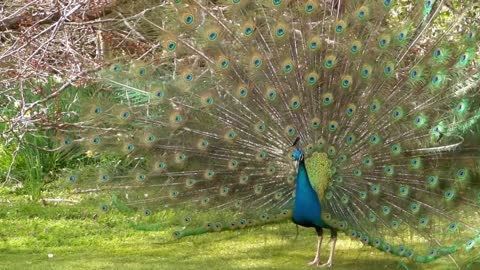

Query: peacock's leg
left=308, top=227, right=323, bottom=266
left=320, top=229, right=337, bottom=268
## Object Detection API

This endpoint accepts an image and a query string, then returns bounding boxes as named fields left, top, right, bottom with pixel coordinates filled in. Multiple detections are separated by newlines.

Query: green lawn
left=0, top=197, right=478, bottom=270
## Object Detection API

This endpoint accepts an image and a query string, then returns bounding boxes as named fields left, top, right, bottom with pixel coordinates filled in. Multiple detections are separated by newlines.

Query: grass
left=0, top=213, right=401, bottom=270
left=1, top=192, right=479, bottom=270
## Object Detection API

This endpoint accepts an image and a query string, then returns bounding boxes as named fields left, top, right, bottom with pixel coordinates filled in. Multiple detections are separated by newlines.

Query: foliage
left=0, top=81, right=125, bottom=199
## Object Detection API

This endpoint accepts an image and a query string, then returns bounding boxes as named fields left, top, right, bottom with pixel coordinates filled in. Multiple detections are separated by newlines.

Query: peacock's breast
left=292, top=159, right=326, bottom=228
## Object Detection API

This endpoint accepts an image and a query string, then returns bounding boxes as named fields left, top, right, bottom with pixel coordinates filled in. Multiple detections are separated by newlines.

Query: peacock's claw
left=319, top=261, right=333, bottom=268
left=307, top=259, right=321, bottom=266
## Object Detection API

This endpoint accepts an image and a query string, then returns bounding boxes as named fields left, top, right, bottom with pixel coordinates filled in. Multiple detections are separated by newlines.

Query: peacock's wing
left=58, top=0, right=480, bottom=263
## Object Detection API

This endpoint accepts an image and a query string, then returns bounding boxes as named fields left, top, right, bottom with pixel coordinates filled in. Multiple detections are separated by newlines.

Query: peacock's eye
left=209, top=32, right=218, bottom=40
left=168, top=42, right=176, bottom=50
left=185, top=16, right=194, bottom=24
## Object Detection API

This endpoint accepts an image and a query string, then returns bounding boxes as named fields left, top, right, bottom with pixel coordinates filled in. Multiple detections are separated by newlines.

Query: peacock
left=55, top=0, right=480, bottom=268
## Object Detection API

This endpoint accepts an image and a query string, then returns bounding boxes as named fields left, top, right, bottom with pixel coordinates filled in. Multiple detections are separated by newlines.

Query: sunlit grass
left=2, top=196, right=479, bottom=270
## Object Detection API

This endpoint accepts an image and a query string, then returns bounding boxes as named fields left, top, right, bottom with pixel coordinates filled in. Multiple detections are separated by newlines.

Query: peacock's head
left=291, top=137, right=303, bottom=161
left=292, top=149, right=303, bottom=161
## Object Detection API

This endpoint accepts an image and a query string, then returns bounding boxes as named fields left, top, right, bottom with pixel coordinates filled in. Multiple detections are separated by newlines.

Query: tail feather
left=57, top=0, right=480, bottom=264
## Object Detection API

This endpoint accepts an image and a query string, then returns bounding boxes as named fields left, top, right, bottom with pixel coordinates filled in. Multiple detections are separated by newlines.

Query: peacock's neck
left=295, top=159, right=319, bottom=203
left=296, top=160, right=311, bottom=190
left=292, top=158, right=324, bottom=228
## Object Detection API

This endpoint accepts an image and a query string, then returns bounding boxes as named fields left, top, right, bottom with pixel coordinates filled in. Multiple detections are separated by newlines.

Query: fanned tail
left=55, top=0, right=480, bottom=265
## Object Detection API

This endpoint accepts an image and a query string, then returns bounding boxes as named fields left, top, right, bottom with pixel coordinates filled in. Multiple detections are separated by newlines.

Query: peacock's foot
left=319, top=261, right=332, bottom=268
left=307, top=259, right=321, bottom=266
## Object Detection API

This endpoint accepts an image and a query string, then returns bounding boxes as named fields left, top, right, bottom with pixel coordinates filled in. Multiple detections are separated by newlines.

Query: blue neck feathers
left=292, top=159, right=325, bottom=228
